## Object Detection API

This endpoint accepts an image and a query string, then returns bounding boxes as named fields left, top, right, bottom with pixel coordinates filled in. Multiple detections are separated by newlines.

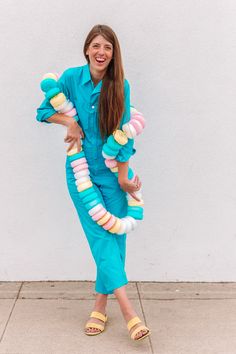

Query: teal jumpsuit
left=36, top=64, right=136, bottom=294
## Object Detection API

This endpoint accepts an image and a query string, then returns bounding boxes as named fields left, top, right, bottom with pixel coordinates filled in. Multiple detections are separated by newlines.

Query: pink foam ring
left=103, top=215, right=116, bottom=231
left=74, top=170, right=90, bottom=179
left=122, top=123, right=137, bottom=139
left=130, top=119, right=143, bottom=135
left=65, top=107, right=77, bottom=117
left=92, top=207, right=107, bottom=221
left=71, top=159, right=81, bottom=168
left=105, top=158, right=117, bottom=169
left=75, top=157, right=87, bottom=165
left=88, top=203, right=104, bottom=216
left=73, top=163, right=88, bottom=173
left=58, top=100, right=73, bottom=113
left=132, top=114, right=145, bottom=128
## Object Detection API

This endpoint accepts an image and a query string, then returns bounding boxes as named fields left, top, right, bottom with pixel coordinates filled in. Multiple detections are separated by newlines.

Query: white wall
left=1, top=0, right=236, bottom=281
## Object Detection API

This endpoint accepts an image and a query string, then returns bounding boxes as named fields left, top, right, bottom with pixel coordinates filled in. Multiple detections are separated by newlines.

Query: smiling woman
left=36, top=24, right=150, bottom=341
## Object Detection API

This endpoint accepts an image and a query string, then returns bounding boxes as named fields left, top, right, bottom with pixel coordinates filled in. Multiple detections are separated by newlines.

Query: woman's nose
left=98, top=47, right=105, bottom=55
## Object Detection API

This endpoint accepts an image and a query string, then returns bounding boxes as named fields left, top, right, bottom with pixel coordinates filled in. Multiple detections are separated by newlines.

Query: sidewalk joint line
left=136, top=282, right=154, bottom=354
left=0, top=282, right=23, bottom=343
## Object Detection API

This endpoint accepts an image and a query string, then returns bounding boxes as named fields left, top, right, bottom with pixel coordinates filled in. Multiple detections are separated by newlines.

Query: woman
left=36, top=24, right=150, bottom=341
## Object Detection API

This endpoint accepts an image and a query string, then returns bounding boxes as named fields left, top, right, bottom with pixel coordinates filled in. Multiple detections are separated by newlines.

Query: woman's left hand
left=119, top=175, right=142, bottom=201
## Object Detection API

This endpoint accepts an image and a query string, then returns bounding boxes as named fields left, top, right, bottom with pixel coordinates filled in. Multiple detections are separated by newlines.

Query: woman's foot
left=85, top=309, right=107, bottom=334
left=126, top=314, right=149, bottom=340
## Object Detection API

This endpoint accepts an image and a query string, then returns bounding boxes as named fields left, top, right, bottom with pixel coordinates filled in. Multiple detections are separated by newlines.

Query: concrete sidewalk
left=0, top=282, right=236, bottom=354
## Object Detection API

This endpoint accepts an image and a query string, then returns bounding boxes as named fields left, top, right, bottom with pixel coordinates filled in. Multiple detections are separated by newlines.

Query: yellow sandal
left=84, top=311, right=108, bottom=336
left=127, top=316, right=150, bottom=341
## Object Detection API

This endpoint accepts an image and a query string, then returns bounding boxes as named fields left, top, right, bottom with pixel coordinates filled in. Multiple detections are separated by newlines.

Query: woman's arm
left=46, top=113, right=84, bottom=152
left=117, top=161, right=142, bottom=201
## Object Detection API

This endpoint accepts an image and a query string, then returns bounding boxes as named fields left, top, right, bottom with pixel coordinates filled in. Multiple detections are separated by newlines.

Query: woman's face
left=86, top=35, right=113, bottom=75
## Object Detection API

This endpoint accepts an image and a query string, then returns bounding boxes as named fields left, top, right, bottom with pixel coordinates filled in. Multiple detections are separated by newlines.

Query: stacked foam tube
left=40, top=73, right=146, bottom=235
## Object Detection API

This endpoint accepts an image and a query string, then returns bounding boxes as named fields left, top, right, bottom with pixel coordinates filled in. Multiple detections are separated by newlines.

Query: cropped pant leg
left=65, top=158, right=128, bottom=294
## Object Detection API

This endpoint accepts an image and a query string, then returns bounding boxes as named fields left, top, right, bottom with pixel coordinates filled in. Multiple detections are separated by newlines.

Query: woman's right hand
left=64, top=120, right=84, bottom=152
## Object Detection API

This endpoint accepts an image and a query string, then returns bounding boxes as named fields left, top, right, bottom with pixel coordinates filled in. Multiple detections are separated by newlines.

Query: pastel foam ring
left=74, top=170, right=90, bottom=179
left=40, top=78, right=58, bottom=92
left=132, top=114, right=145, bottom=128
left=116, top=220, right=126, bottom=235
left=103, top=215, right=116, bottom=230
left=75, top=176, right=91, bottom=185
left=70, top=153, right=86, bottom=166
left=80, top=192, right=98, bottom=204
left=92, top=207, right=107, bottom=221
left=120, top=218, right=133, bottom=233
left=108, top=218, right=121, bottom=234
left=77, top=180, right=93, bottom=192
left=125, top=216, right=137, bottom=230
left=58, top=100, right=73, bottom=113
left=105, top=159, right=117, bottom=169
left=102, top=151, right=116, bottom=160
left=113, top=130, right=128, bottom=145
left=106, top=135, right=122, bottom=151
left=79, top=187, right=95, bottom=199
left=122, top=122, right=137, bottom=139
left=97, top=212, right=112, bottom=225
left=130, top=119, right=143, bottom=135
left=73, top=163, right=89, bottom=173
left=102, top=144, right=119, bottom=158
left=65, top=107, right=77, bottom=117
left=89, top=204, right=104, bottom=217
left=42, top=72, right=59, bottom=81
left=45, top=87, right=61, bottom=100
left=84, top=199, right=101, bottom=211
left=50, top=92, right=67, bottom=108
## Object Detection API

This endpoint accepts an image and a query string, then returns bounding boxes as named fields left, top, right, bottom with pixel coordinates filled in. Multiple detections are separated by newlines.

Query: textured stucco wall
left=1, top=0, right=236, bottom=281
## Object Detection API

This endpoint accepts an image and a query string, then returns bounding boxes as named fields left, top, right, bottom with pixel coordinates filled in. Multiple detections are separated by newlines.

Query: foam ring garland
left=40, top=72, right=146, bottom=235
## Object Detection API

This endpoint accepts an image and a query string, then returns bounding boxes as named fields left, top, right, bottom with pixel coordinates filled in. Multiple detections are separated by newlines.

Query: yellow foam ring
left=113, top=130, right=128, bottom=145
left=67, top=147, right=79, bottom=156
left=97, top=212, right=111, bottom=226
left=42, top=73, right=58, bottom=81
left=77, top=180, right=93, bottom=192
left=128, top=200, right=144, bottom=207
left=108, top=218, right=121, bottom=234
left=111, top=167, right=118, bottom=173
left=50, top=93, right=66, bottom=108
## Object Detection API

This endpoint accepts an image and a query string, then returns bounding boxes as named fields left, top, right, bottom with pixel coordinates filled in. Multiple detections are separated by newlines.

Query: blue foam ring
left=127, top=206, right=143, bottom=212
left=45, top=87, right=61, bottom=100
left=128, top=167, right=134, bottom=180
left=114, top=172, right=119, bottom=178
left=40, top=78, right=58, bottom=92
left=127, top=210, right=144, bottom=220
left=106, top=135, right=122, bottom=151
left=84, top=198, right=101, bottom=211
left=103, top=143, right=120, bottom=157
left=69, top=151, right=85, bottom=162
left=81, top=192, right=98, bottom=204
left=78, top=186, right=95, bottom=199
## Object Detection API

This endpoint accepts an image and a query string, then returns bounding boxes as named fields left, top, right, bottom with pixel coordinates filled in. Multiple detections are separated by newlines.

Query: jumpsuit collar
left=81, top=63, right=102, bottom=94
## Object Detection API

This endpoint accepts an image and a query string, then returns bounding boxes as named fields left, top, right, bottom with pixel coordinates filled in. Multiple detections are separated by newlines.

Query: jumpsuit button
left=91, top=105, right=95, bottom=109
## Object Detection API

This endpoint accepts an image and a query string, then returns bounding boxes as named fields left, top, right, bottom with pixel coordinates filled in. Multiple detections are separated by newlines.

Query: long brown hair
left=83, top=24, right=125, bottom=139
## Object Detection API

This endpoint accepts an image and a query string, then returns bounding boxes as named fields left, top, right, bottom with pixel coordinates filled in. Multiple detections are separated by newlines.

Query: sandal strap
left=90, top=311, right=107, bottom=322
left=85, top=322, right=104, bottom=331
left=131, top=325, right=149, bottom=340
left=127, top=316, right=142, bottom=331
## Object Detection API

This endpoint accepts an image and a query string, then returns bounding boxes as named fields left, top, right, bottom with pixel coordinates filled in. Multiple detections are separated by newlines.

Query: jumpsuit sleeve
left=36, top=69, right=71, bottom=124
left=116, top=79, right=136, bottom=162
